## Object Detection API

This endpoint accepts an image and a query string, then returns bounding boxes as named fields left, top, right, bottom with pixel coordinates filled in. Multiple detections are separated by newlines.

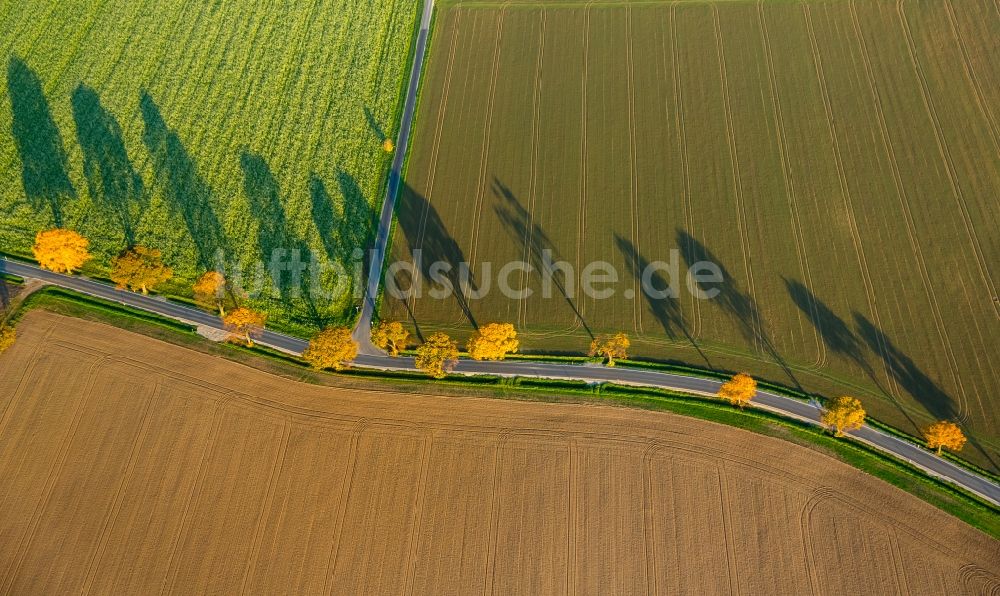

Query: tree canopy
left=821, top=396, right=866, bottom=437
left=589, top=333, right=630, bottom=367
left=192, top=271, right=229, bottom=316
left=371, top=320, right=409, bottom=356
left=32, top=228, right=91, bottom=273
left=467, top=322, right=519, bottom=361
left=415, top=332, right=459, bottom=379
left=922, top=420, right=967, bottom=455
left=110, top=246, right=172, bottom=294
left=718, top=372, right=757, bottom=408
left=223, top=307, right=266, bottom=347
left=303, top=326, right=358, bottom=371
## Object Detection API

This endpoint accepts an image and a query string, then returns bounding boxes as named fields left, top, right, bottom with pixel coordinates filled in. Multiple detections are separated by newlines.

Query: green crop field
left=0, top=0, right=421, bottom=335
left=383, top=0, right=1000, bottom=469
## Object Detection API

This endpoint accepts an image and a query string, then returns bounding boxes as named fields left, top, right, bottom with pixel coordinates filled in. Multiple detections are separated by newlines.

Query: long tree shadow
left=72, top=84, right=145, bottom=245
left=491, top=177, right=592, bottom=338
left=615, top=234, right=712, bottom=368
left=853, top=313, right=998, bottom=470
left=394, top=181, right=477, bottom=327
left=240, top=152, right=329, bottom=328
left=784, top=278, right=887, bottom=393
left=363, top=106, right=387, bottom=143
left=140, top=92, right=226, bottom=268
left=7, top=56, right=74, bottom=225
left=677, top=229, right=801, bottom=389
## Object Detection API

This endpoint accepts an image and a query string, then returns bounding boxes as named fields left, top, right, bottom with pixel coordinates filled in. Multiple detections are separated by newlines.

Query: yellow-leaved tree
left=0, top=325, right=15, bottom=354
left=589, top=333, right=630, bottom=367
left=467, top=322, right=519, bottom=361
left=33, top=228, right=91, bottom=273
left=110, top=246, right=172, bottom=294
left=193, top=271, right=229, bottom=316
left=718, top=372, right=757, bottom=408
left=303, top=326, right=358, bottom=371
left=821, top=396, right=866, bottom=437
left=383, top=138, right=395, bottom=153
left=922, top=420, right=967, bottom=456
left=415, top=332, right=458, bottom=379
left=223, top=307, right=267, bottom=347
left=371, top=320, right=409, bottom=356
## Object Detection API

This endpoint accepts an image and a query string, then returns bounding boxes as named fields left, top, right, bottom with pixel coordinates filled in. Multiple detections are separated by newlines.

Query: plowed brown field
left=0, top=311, right=997, bottom=594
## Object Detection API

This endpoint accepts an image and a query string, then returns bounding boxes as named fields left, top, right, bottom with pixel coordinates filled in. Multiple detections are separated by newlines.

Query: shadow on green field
left=394, top=181, right=478, bottom=329
left=852, top=312, right=998, bottom=470
left=677, top=229, right=801, bottom=390
left=71, top=84, right=145, bottom=246
left=784, top=278, right=887, bottom=394
left=363, top=106, right=387, bottom=143
left=491, top=177, right=591, bottom=338
left=615, top=234, right=711, bottom=368
left=240, top=152, right=330, bottom=329
left=140, top=91, right=226, bottom=269
left=308, top=171, right=375, bottom=277
left=7, top=56, right=75, bottom=226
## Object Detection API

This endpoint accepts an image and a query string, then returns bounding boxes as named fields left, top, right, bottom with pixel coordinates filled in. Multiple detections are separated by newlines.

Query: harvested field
left=0, top=311, right=997, bottom=593
left=0, top=0, right=420, bottom=334
left=383, top=0, right=1000, bottom=470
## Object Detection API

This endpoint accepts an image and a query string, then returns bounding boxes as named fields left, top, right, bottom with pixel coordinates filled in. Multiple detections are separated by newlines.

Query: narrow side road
left=353, top=0, right=435, bottom=353
left=2, top=257, right=998, bottom=507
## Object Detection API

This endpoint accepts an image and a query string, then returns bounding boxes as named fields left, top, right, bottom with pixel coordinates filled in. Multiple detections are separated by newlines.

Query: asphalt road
left=2, top=256, right=998, bottom=506
left=353, top=0, right=435, bottom=353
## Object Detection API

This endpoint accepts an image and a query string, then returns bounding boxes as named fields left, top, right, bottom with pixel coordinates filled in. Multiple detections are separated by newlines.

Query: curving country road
left=3, top=0, right=998, bottom=509
left=2, top=257, right=998, bottom=507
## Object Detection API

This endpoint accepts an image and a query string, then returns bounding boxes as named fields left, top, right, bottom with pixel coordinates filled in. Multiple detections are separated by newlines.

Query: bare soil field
left=0, top=311, right=996, bottom=594
left=382, top=0, right=1000, bottom=470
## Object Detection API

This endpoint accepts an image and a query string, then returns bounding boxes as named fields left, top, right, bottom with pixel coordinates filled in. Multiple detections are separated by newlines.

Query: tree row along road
left=3, top=0, right=999, bottom=509
left=2, top=257, right=998, bottom=507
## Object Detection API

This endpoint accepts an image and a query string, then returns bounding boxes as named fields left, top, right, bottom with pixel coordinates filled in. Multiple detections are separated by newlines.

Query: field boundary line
left=322, top=419, right=368, bottom=595
left=712, top=5, right=763, bottom=354
left=801, top=4, right=898, bottom=399
left=467, top=6, right=508, bottom=272
left=400, top=432, right=434, bottom=595
left=849, top=0, right=970, bottom=420
left=756, top=1, right=826, bottom=370
left=641, top=444, right=659, bottom=595
left=159, top=395, right=232, bottom=594
left=668, top=4, right=701, bottom=339
left=518, top=8, right=546, bottom=329
left=895, top=0, right=998, bottom=324
left=565, top=439, right=578, bottom=596
left=575, top=5, right=592, bottom=323
left=409, top=8, right=463, bottom=317
left=0, top=353, right=113, bottom=593
left=941, top=0, right=1000, bottom=155
left=625, top=6, right=641, bottom=334
left=80, top=383, right=159, bottom=595
left=482, top=431, right=511, bottom=596
left=239, top=420, right=291, bottom=595
left=717, top=463, right=740, bottom=595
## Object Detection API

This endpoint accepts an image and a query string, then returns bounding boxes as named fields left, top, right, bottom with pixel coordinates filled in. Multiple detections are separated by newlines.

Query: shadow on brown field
left=394, top=181, right=478, bottom=329
left=853, top=313, right=998, bottom=470
left=614, top=233, right=712, bottom=368
left=491, top=177, right=593, bottom=338
left=677, top=229, right=802, bottom=390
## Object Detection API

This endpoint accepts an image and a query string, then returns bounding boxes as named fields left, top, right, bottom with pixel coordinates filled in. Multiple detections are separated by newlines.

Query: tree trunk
left=141, top=285, right=148, bottom=295
left=936, top=445, right=942, bottom=456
